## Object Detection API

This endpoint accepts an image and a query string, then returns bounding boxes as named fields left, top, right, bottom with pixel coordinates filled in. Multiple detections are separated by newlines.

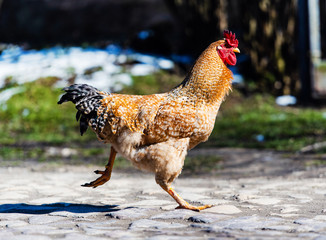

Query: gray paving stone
left=48, top=211, right=103, bottom=219
left=77, top=220, right=118, bottom=230
left=0, top=192, right=28, bottom=200
left=2, top=164, right=326, bottom=239
left=129, top=219, right=187, bottom=230
left=5, top=235, right=52, bottom=240
left=205, top=205, right=242, bottom=214
left=107, top=207, right=152, bottom=219
left=0, top=220, right=28, bottom=228
left=28, top=215, right=65, bottom=225
left=0, top=231, right=15, bottom=239
left=146, top=235, right=202, bottom=240
left=188, top=213, right=230, bottom=223
left=298, top=233, right=322, bottom=239
left=130, top=199, right=173, bottom=207
left=102, top=230, right=144, bottom=239
left=314, top=236, right=326, bottom=240
left=58, top=233, right=108, bottom=240
left=46, top=220, right=81, bottom=229
left=0, top=213, right=33, bottom=220
left=82, top=228, right=117, bottom=236
left=151, top=209, right=194, bottom=220
left=13, top=224, right=64, bottom=235
left=246, top=196, right=281, bottom=205
left=48, top=211, right=84, bottom=218
left=28, top=197, right=63, bottom=205
left=208, top=216, right=282, bottom=231
left=315, top=215, right=326, bottom=221
left=263, top=225, right=296, bottom=231
left=294, top=218, right=326, bottom=232
left=175, top=192, right=211, bottom=201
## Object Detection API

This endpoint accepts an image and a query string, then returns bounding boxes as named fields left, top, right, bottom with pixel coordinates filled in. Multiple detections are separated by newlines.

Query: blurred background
left=0, top=0, right=326, bottom=171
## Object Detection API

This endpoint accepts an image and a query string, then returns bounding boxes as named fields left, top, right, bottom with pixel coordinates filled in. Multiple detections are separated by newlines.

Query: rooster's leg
left=82, top=146, right=117, bottom=188
left=159, top=183, right=213, bottom=212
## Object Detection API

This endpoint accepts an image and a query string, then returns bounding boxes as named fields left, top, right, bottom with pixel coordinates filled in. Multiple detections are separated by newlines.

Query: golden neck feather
left=170, top=41, right=233, bottom=105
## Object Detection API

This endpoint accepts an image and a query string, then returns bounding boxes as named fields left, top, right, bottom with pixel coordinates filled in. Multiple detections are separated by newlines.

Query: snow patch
left=0, top=45, right=175, bottom=93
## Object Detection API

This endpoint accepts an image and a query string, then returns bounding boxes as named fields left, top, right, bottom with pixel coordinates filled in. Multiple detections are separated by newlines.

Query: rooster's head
left=217, top=30, right=240, bottom=66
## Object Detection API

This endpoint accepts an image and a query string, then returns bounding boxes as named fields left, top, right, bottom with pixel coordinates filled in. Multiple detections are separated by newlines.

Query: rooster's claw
left=176, top=204, right=213, bottom=212
left=94, top=170, right=105, bottom=174
left=82, top=147, right=117, bottom=189
left=81, top=169, right=111, bottom=188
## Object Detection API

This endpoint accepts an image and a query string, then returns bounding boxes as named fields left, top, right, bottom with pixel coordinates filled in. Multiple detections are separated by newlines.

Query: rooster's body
left=58, top=31, right=239, bottom=211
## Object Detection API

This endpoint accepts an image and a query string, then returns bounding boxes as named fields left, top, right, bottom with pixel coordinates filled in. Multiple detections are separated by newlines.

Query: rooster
left=58, top=30, right=240, bottom=211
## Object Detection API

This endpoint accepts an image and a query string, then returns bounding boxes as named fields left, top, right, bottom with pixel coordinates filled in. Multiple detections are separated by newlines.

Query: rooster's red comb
left=223, top=30, right=238, bottom=48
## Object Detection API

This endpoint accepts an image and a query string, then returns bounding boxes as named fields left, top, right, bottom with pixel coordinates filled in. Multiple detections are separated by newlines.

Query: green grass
left=121, top=71, right=183, bottom=95
left=1, top=73, right=326, bottom=166
left=210, top=92, right=326, bottom=151
left=0, top=77, right=97, bottom=145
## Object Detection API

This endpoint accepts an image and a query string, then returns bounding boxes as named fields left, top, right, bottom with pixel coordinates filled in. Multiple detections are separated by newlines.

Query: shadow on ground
left=0, top=203, right=119, bottom=214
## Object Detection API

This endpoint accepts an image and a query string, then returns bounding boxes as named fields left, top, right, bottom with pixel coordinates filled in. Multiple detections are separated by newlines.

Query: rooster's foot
left=176, top=204, right=213, bottom=212
left=81, top=169, right=111, bottom=188
left=81, top=146, right=117, bottom=189
left=158, top=183, right=213, bottom=212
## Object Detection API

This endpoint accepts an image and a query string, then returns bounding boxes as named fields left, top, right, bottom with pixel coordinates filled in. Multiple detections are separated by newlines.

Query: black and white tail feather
left=58, top=84, right=110, bottom=136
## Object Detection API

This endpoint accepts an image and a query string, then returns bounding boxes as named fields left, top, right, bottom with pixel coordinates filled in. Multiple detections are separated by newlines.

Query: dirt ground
left=186, top=147, right=325, bottom=179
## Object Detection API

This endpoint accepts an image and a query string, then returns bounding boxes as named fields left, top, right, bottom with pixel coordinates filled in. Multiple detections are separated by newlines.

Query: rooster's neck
left=170, top=41, right=233, bottom=106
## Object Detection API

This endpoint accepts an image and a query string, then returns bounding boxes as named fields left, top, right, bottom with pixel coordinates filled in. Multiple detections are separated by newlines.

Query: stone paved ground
left=1, top=148, right=326, bottom=239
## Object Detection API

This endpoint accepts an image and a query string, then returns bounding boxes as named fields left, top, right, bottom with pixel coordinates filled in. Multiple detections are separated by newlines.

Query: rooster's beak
left=233, top=47, right=240, bottom=53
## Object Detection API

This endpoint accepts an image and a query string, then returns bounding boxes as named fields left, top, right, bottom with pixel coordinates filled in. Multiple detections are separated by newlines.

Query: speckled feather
left=97, top=40, right=232, bottom=145
left=58, top=39, right=235, bottom=186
